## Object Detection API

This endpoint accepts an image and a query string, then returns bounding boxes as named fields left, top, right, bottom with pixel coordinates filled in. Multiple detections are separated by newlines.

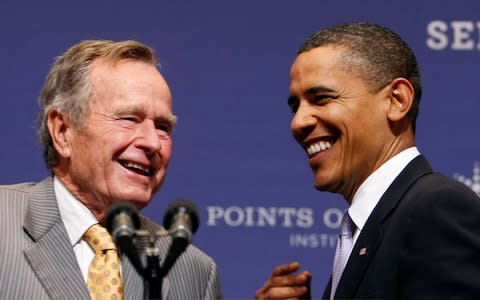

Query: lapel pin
left=359, top=248, right=368, bottom=256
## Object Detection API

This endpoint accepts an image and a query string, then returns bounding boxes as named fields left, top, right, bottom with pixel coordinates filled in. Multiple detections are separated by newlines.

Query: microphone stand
left=134, top=230, right=174, bottom=300
left=143, top=237, right=163, bottom=300
left=107, top=200, right=198, bottom=300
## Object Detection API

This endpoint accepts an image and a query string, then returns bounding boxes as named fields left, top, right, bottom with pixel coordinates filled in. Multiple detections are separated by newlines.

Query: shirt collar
left=54, top=176, right=98, bottom=247
left=348, top=147, right=420, bottom=231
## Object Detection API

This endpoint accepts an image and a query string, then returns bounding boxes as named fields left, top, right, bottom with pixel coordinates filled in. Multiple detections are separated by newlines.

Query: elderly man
left=0, top=40, right=222, bottom=300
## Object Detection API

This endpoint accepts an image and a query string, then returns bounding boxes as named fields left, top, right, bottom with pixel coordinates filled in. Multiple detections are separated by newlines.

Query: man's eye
left=157, top=125, right=169, bottom=132
left=121, top=116, right=138, bottom=122
left=156, top=125, right=172, bottom=139
left=313, top=95, right=337, bottom=105
left=156, top=123, right=172, bottom=133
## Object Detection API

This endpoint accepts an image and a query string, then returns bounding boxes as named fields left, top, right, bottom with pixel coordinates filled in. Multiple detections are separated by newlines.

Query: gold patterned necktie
left=84, top=224, right=124, bottom=300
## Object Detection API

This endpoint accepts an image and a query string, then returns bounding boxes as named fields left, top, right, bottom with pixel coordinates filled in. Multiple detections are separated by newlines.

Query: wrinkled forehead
left=89, top=59, right=173, bottom=112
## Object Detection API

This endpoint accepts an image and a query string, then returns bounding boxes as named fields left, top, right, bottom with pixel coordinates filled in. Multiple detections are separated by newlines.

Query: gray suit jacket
left=0, top=177, right=222, bottom=300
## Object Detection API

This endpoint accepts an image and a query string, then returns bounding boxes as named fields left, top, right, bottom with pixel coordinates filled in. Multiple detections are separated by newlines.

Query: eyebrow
left=152, top=113, right=177, bottom=129
left=114, top=105, right=177, bottom=127
left=305, top=85, right=337, bottom=96
left=168, top=114, right=178, bottom=126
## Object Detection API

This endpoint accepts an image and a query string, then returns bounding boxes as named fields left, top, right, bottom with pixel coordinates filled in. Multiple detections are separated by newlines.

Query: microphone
left=160, top=199, right=200, bottom=275
left=163, top=198, right=199, bottom=244
left=105, top=201, right=143, bottom=273
left=106, top=201, right=141, bottom=242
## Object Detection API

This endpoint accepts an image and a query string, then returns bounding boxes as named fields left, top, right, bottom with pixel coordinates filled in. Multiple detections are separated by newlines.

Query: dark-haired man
left=256, top=22, right=480, bottom=300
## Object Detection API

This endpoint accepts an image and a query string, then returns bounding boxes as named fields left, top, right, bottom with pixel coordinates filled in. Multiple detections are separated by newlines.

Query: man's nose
left=291, top=105, right=317, bottom=139
left=136, top=120, right=163, bottom=153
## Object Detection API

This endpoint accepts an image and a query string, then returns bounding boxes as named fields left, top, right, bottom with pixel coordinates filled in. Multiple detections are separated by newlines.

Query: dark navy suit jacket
left=323, top=155, right=480, bottom=300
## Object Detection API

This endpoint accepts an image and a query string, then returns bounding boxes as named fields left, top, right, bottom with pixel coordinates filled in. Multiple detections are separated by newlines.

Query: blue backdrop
left=1, top=1, right=479, bottom=299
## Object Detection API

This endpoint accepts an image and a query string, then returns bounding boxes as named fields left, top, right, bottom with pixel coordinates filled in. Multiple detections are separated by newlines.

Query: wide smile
left=118, top=160, right=152, bottom=177
left=306, top=141, right=332, bottom=156
left=304, top=137, right=338, bottom=157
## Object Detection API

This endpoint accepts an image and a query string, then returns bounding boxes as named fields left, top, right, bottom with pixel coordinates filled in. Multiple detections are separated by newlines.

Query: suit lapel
left=23, top=177, right=90, bottom=299
left=322, top=277, right=332, bottom=300
left=333, top=155, right=433, bottom=299
left=122, top=253, right=144, bottom=300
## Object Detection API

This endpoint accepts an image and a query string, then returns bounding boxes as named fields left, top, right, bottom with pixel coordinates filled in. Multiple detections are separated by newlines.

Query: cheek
left=106, top=129, right=135, bottom=154
left=161, top=140, right=173, bottom=163
left=72, top=136, right=97, bottom=162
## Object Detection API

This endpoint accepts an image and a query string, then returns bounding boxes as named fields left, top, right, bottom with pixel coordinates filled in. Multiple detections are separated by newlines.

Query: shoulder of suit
left=0, top=176, right=53, bottom=195
left=0, top=181, right=37, bottom=191
left=403, top=171, right=480, bottom=212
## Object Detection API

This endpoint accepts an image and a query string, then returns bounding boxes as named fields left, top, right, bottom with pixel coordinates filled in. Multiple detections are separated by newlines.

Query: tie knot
left=84, top=224, right=117, bottom=253
left=340, top=212, right=356, bottom=237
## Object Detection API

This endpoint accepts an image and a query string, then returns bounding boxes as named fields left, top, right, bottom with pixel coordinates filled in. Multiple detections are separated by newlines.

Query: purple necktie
left=330, top=212, right=356, bottom=300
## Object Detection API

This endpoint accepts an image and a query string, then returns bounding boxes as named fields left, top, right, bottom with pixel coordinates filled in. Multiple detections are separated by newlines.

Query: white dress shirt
left=348, top=147, right=420, bottom=245
left=54, top=176, right=97, bottom=283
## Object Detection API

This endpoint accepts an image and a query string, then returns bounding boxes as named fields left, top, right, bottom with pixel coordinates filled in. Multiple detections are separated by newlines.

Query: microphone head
left=163, top=198, right=199, bottom=234
left=105, top=201, right=141, bottom=235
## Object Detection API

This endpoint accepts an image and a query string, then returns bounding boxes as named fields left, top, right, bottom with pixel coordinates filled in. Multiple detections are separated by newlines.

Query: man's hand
left=256, top=261, right=312, bottom=300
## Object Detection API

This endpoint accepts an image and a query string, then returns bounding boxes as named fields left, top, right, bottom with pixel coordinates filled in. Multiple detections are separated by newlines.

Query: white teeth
left=124, top=161, right=150, bottom=175
left=306, top=141, right=332, bottom=156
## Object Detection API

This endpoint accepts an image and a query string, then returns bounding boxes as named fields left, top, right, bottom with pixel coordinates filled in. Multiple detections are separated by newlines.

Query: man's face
left=288, top=46, right=392, bottom=201
left=61, top=59, right=174, bottom=213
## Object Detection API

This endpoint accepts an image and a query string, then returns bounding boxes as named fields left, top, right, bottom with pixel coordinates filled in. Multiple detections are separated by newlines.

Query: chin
left=314, top=183, right=329, bottom=192
left=112, top=192, right=152, bottom=208
left=128, top=197, right=151, bottom=210
left=313, top=177, right=338, bottom=193
left=313, top=173, right=328, bottom=190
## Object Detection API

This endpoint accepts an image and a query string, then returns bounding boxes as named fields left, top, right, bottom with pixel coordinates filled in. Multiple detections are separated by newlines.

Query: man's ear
left=47, top=109, right=73, bottom=159
left=386, top=77, right=414, bottom=122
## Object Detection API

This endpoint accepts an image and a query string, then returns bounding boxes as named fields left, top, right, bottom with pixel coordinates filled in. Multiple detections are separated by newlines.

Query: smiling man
left=256, top=22, right=480, bottom=300
left=0, top=40, right=222, bottom=300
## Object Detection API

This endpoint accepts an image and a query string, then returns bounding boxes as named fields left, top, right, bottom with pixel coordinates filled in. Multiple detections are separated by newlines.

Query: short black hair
left=299, top=22, right=422, bottom=133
